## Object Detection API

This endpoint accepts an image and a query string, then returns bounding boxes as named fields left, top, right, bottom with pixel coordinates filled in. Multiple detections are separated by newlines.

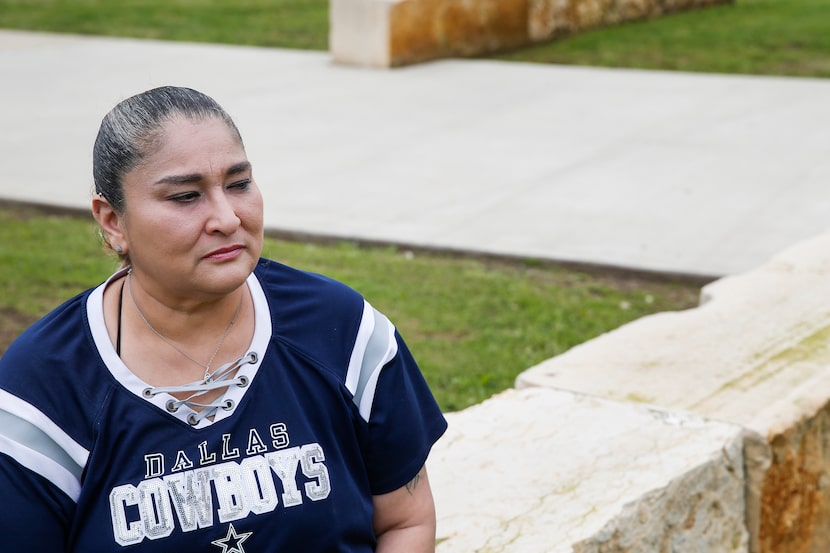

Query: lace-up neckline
left=89, top=268, right=272, bottom=428
left=142, top=352, right=258, bottom=426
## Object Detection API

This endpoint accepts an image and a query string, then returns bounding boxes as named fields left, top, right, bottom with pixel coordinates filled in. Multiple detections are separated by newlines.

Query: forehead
left=149, top=116, right=242, bottom=151
left=125, top=117, right=248, bottom=184
left=140, top=115, right=246, bottom=172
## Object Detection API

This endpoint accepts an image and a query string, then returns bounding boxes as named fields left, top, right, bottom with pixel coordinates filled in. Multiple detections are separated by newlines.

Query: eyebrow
left=154, top=161, right=252, bottom=186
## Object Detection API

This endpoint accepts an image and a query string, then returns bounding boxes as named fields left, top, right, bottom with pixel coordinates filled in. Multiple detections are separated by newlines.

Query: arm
left=373, top=466, right=437, bottom=553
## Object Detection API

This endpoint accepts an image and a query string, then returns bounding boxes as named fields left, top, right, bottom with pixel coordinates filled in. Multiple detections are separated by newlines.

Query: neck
left=106, top=270, right=255, bottom=389
left=126, top=270, right=247, bottom=343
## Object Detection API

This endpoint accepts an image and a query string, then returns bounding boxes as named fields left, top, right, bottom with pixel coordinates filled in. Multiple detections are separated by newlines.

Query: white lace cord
left=142, top=352, right=258, bottom=425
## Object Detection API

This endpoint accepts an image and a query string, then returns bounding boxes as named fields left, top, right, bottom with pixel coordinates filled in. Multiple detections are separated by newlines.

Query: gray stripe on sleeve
left=352, top=308, right=394, bottom=414
left=0, top=408, right=84, bottom=479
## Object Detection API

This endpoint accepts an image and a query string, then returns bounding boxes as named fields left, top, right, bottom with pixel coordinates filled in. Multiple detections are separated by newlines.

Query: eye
left=227, top=179, right=251, bottom=191
left=168, top=191, right=201, bottom=203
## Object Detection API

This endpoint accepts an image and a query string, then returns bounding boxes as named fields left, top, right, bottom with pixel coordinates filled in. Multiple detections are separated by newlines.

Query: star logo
left=211, top=523, right=253, bottom=553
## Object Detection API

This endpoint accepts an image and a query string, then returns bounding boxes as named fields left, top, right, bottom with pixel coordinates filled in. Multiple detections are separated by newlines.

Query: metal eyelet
left=223, top=399, right=235, bottom=411
left=142, top=388, right=154, bottom=398
left=187, top=413, right=199, bottom=426
left=166, top=400, right=178, bottom=413
left=236, top=375, right=249, bottom=388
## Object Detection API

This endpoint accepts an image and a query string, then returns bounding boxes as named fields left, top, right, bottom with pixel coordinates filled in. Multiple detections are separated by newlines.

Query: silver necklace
left=127, top=272, right=243, bottom=382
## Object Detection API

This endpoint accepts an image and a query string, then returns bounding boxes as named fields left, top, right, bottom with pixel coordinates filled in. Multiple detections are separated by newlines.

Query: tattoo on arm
left=405, top=470, right=423, bottom=495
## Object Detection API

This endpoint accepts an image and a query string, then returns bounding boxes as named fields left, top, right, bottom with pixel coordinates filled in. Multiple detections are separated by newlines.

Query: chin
left=202, top=256, right=257, bottom=291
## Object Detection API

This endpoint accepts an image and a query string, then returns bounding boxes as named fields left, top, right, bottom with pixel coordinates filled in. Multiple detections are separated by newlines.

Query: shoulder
left=254, top=257, right=364, bottom=309
left=0, top=287, right=108, bottom=447
left=253, top=258, right=383, bottom=379
left=1, top=289, right=92, bottom=377
left=254, top=258, right=366, bottom=338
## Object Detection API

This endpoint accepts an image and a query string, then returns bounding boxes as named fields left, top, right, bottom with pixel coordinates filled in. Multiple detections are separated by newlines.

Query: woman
left=0, top=86, right=447, bottom=551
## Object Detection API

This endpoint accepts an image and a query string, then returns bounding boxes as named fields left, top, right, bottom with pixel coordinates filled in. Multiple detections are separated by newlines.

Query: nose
left=205, top=190, right=241, bottom=235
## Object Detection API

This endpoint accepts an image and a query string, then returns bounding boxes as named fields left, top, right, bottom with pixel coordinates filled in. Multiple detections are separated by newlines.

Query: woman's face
left=118, top=115, right=264, bottom=302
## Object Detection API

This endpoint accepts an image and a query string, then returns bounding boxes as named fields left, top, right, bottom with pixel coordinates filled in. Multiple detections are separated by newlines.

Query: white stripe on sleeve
left=345, top=301, right=398, bottom=421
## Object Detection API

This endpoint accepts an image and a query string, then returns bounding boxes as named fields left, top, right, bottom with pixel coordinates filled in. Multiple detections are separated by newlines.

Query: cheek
left=137, top=212, right=199, bottom=249
left=241, top=192, right=265, bottom=231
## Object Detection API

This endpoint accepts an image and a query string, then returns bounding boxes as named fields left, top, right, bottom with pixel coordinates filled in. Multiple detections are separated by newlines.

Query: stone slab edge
left=429, top=387, right=748, bottom=552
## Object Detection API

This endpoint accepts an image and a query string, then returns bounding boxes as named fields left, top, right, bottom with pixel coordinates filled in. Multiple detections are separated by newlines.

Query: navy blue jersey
left=0, top=259, right=447, bottom=552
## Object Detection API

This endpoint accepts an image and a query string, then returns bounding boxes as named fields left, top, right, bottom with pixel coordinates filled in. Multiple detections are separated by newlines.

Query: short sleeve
left=345, top=302, right=447, bottom=495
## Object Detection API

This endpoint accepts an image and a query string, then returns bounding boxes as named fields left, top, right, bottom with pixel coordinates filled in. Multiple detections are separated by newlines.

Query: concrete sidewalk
left=2, top=29, right=830, bottom=278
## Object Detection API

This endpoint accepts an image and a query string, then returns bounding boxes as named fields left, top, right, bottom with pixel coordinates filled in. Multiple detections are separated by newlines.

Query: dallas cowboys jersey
left=0, top=258, right=447, bottom=552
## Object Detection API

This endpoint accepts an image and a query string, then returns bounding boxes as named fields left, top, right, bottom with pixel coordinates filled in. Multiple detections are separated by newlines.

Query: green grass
left=493, top=0, right=830, bottom=78
left=0, top=0, right=329, bottom=50
left=0, top=206, right=701, bottom=412
left=0, top=0, right=829, bottom=77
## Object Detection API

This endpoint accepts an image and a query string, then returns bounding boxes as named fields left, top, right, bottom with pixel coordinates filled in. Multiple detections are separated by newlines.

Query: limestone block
left=429, top=387, right=747, bottom=552
left=330, top=0, right=395, bottom=68
left=330, top=0, right=528, bottom=68
left=516, top=229, right=830, bottom=553
left=387, top=0, right=529, bottom=66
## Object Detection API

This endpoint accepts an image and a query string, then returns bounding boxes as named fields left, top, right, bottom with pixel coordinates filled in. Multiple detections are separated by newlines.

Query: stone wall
left=528, top=0, right=729, bottom=41
left=330, top=0, right=733, bottom=67
left=513, top=229, right=830, bottom=553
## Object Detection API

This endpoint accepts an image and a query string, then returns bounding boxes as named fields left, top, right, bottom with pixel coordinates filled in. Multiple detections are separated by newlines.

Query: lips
left=203, top=245, right=244, bottom=261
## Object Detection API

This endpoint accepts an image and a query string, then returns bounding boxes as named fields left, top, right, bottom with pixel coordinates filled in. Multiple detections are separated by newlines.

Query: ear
left=92, top=194, right=127, bottom=254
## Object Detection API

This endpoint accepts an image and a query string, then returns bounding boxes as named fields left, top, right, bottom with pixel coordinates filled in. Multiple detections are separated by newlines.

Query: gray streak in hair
left=92, top=86, right=243, bottom=213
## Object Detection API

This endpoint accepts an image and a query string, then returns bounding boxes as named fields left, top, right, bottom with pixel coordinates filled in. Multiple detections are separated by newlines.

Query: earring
left=115, top=245, right=123, bottom=254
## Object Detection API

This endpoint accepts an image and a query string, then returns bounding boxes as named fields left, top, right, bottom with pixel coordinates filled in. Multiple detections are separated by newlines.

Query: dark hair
left=93, top=86, right=243, bottom=213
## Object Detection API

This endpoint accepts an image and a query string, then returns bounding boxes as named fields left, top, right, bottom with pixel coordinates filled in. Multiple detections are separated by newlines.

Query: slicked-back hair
left=92, top=86, right=243, bottom=213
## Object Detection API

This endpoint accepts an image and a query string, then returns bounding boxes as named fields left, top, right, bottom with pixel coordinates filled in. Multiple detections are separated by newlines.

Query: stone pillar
left=330, top=0, right=530, bottom=68
left=330, top=0, right=395, bottom=68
